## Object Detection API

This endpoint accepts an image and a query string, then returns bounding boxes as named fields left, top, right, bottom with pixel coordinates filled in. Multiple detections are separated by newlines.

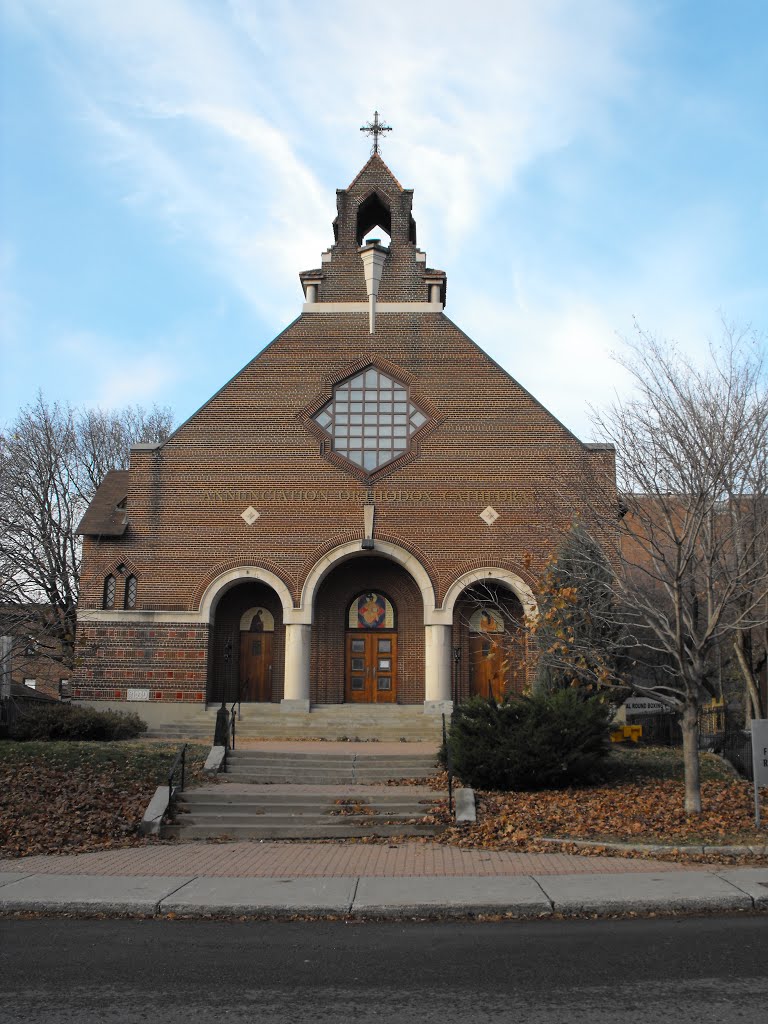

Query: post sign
left=752, top=719, right=768, bottom=828
left=624, top=697, right=673, bottom=716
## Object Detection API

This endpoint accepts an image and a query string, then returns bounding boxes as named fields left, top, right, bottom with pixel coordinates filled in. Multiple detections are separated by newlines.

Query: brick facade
left=75, top=153, right=616, bottom=718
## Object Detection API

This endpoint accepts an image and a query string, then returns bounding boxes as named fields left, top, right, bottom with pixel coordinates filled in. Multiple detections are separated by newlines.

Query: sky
left=1, top=0, right=766, bottom=441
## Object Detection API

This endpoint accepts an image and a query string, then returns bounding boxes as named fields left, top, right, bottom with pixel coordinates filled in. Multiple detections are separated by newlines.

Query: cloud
left=11, top=0, right=757, bottom=436
left=9, top=0, right=643, bottom=319
left=56, top=329, right=179, bottom=409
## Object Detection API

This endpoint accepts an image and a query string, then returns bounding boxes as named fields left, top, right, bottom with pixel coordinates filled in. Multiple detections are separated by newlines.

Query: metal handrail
left=229, top=701, right=237, bottom=750
left=166, top=742, right=188, bottom=819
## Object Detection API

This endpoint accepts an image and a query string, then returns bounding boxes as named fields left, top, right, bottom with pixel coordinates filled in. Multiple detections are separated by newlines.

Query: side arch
left=198, top=566, right=296, bottom=624
left=438, top=567, right=538, bottom=625
left=299, top=539, right=436, bottom=624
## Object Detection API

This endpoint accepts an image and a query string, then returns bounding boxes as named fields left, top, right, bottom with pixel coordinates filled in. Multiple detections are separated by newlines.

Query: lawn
left=0, top=740, right=209, bottom=858
left=437, top=746, right=768, bottom=857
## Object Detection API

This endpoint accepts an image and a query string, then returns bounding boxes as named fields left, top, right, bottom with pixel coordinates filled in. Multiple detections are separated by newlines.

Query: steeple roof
left=346, top=153, right=404, bottom=194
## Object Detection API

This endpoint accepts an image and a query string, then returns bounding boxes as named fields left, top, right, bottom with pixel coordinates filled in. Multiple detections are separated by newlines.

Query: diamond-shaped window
left=313, top=367, right=428, bottom=473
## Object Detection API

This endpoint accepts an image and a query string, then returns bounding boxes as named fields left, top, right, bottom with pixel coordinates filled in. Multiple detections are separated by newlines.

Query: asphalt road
left=1, top=915, right=766, bottom=1023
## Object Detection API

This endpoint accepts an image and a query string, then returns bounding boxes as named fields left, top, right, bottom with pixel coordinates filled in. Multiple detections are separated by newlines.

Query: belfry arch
left=356, top=191, right=392, bottom=244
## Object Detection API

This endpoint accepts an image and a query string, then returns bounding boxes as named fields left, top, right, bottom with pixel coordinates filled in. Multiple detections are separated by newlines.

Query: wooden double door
left=345, top=632, right=397, bottom=703
left=239, top=631, right=273, bottom=702
left=469, top=634, right=509, bottom=702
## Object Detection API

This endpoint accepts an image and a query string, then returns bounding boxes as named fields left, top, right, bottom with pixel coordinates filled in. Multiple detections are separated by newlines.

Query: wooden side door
left=239, top=631, right=273, bottom=702
left=469, top=634, right=508, bottom=702
left=345, top=633, right=397, bottom=703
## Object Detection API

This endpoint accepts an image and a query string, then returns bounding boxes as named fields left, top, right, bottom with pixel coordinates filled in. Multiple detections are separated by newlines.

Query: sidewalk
left=1, top=841, right=766, bottom=918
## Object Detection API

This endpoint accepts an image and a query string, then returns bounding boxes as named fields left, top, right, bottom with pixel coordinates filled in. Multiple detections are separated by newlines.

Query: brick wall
left=74, top=622, right=209, bottom=703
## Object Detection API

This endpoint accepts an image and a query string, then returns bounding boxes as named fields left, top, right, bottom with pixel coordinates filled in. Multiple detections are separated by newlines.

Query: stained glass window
left=468, top=607, right=505, bottom=633
left=314, top=367, right=427, bottom=472
left=348, top=592, right=395, bottom=629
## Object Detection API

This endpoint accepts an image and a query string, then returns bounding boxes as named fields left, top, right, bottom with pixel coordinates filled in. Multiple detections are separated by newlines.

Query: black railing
left=228, top=700, right=237, bottom=750
left=723, top=729, right=754, bottom=782
left=442, top=713, right=454, bottom=816
left=166, top=743, right=188, bottom=819
left=628, top=705, right=754, bottom=780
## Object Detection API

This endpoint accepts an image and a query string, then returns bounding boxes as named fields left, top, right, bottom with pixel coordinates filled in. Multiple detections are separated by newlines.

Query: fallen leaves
left=0, top=740, right=209, bottom=858
left=433, top=777, right=767, bottom=856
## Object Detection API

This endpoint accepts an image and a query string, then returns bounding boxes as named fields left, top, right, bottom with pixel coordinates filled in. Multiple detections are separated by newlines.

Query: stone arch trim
left=437, top=567, right=538, bottom=626
left=198, top=566, right=296, bottom=624
left=192, top=559, right=295, bottom=611
left=299, top=539, right=437, bottom=625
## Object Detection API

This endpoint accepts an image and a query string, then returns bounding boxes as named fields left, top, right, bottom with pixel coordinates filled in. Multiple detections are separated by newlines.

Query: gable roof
left=77, top=470, right=129, bottom=537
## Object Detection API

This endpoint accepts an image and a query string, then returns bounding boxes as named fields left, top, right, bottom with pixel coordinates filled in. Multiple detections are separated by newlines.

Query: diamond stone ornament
left=480, top=506, right=499, bottom=526
left=241, top=506, right=261, bottom=525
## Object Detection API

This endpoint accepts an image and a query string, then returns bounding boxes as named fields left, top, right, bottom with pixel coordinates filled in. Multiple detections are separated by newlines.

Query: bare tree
left=580, top=323, right=768, bottom=813
left=0, top=394, right=173, bottom=671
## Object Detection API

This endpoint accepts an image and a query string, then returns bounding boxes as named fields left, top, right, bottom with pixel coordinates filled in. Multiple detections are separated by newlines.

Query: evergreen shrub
left=10, top=704, right=148, bottom=742
left=448, top=690, right=611, bottom=791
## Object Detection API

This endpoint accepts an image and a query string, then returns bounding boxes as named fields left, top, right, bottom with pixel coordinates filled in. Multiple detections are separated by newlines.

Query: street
left=1, top=915, right=766, bottom=1022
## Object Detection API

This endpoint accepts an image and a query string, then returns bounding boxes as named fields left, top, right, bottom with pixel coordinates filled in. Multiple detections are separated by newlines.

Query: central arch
left=299, top=540, right=436, bottom=623
left=310, top=554, right=425, bottom=704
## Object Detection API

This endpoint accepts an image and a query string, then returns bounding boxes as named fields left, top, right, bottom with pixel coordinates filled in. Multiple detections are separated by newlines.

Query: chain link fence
left=628, top=705, right=753, bottom=781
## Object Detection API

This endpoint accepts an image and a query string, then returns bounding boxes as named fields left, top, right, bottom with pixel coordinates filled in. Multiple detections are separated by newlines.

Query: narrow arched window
left=103, top=575, right=116, bottom=609
left=124, top=575, right=137, bottom=609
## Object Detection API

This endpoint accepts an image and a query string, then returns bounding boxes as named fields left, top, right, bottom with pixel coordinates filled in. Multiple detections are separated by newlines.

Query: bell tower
left=299, top=115, right=446, bottom=331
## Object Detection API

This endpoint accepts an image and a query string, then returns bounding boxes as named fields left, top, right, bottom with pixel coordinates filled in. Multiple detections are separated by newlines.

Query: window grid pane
left=313, top=367, right=428, bottom=472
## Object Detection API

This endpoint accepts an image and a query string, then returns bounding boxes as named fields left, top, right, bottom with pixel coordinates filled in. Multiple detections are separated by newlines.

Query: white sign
left=752, top=720, right=768, bottom=787
left=624, top=697, right=673, bottom=716
left=127, top=688, right=150, bottom=702
left=751, top=719, right=768, bottom=829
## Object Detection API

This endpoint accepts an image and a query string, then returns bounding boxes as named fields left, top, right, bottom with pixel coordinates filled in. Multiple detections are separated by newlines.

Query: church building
left=75, top=124, right=616, bottom=739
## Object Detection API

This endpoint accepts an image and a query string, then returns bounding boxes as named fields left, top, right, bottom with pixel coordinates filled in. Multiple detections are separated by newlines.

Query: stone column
left=423, top=624, right=453, bottom=712
left=281, top=623, right=311, bottom=711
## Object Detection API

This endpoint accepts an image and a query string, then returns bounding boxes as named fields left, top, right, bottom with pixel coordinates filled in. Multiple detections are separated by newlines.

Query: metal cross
left=360, top=111, right=392, bottom=155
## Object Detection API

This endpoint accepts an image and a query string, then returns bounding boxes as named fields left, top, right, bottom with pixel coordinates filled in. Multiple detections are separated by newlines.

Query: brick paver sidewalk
left=1, top=841, right=712, bottom=878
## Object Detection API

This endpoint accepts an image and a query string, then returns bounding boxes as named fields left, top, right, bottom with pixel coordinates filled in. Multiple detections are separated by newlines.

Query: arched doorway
left=310, top=555, right=424, bottom=704
left=208, top=581, right=284, bottom=703
left=453, top=585, right=528, bottom=702
left=238, top=606, right=275, bottom=701
left=345, top=591, right=397, bottom=703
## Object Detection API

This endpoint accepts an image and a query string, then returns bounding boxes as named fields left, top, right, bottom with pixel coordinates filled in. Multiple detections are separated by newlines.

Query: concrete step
left=225, top=752, right=437, bottom=764
left=222, top=773, right=434, bottom=785
left=145, top=703, right=445, bottom=742
left=179, top=794, right=438, bottom=810
left=176, top=810, right=431, bottom=824
left=222, top=750, right=438, bottom=785
left=165, top=788, right=443, bottom=839
left=162, top=742, right=445, bottom=840
left=161, top=822, right=440, bottom=839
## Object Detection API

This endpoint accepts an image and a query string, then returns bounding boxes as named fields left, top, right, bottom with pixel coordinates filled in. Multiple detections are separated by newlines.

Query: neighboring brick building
left=1, top=606, right=71, bottom=700
left=75, top=152, right=616, bottom=733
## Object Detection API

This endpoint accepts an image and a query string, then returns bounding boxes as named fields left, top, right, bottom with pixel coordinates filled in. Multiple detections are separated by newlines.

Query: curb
left=2, top=869, right=767, bottom=921
left=533, top=837, right=768, bottom=857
